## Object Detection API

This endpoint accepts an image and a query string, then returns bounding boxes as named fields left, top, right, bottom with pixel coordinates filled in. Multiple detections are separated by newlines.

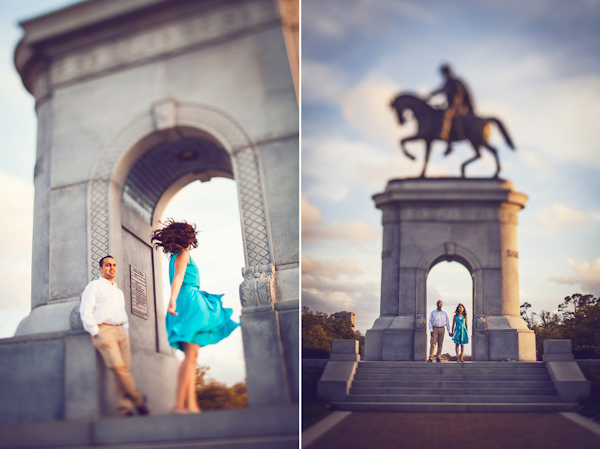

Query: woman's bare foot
left=172, top=407, right=188, bottom=414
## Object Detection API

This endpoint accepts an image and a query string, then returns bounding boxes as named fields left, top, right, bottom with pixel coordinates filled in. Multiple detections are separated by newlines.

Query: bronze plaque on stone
left=130, top=265, right=148, bottom=320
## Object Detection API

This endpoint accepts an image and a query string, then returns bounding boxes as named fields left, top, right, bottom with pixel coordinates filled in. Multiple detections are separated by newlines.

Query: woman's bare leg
left=455, top=343, right=459, bottom=361
left=460, top=345, right=465, bottom=361
left=174, top=345, right=189, bottom=412
left=186, top=344, right=201, bottom=412
left=174, top=343, right=199, bottom=412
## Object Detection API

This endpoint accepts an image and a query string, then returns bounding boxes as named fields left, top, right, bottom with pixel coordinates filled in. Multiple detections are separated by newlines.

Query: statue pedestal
left=365, top=178, right=535, bottom=361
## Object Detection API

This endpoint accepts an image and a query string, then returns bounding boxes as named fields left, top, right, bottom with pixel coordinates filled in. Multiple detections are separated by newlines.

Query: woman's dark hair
left=455, top=303, right=468, bottom=317
left=151, top=219, right=198, bottom=254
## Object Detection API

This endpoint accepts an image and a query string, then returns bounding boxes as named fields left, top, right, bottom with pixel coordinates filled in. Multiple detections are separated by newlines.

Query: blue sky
left=301, top=0, right=600, bottom=352
left=0, top=1, right=245, bottom=385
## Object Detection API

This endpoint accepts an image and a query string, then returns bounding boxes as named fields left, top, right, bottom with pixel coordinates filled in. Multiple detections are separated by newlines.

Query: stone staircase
left=331, top=361, right=579, bottom=412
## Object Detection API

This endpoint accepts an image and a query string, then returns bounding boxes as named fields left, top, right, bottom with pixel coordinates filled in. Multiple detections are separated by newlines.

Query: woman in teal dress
left=451, top=303, right=469, bottom=362
left=152, top=219, right=240, bottom=413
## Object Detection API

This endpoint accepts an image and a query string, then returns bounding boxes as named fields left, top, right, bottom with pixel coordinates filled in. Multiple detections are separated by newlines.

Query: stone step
left=352, top=373, right=551, bottom=382
left=330, top=402, right=579, bottom=413
left=350, top=380, right=555, bottom=388
left=357, top=362, right=545, bottom=368
left=0, top=405, right=298, bottom=449
left=355, top=366, right=547, bottom=375
left=345, top=394, right=562, bottom=403
left=348, top=387, right=557, bottom=396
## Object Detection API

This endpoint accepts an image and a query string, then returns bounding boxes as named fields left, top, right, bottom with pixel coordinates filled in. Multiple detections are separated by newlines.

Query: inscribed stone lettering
left=130, top=265, right=148, bottom=319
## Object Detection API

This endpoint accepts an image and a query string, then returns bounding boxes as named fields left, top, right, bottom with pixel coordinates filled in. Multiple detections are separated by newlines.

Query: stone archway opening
left=159, top=178, right=246, bottom=387
left=115, top=131, right=244, bottom=355
left=426, top=260, right=473, bottom=360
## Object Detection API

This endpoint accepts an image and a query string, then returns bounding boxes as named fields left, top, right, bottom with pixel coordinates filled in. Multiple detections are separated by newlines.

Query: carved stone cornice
left=15, top=0, right=281, bottom=99
left=51, top=0, right=279, bottom=87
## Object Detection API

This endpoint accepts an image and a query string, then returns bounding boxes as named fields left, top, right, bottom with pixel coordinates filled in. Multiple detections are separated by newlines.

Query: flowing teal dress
left=165, top=251, right=240, bottom=350
left=452, top=315, right=469, bottom=345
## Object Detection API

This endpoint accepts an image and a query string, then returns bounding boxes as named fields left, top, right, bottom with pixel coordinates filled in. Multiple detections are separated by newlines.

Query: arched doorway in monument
left=85, top=108, right=270, bottom=412
left=426, top=260, right=473, bottom=360
left=111, top=130, right=247, bottom=375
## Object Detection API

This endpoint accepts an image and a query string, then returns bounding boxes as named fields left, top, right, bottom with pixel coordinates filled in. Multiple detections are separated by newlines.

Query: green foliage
left=302, top=306, right=365, bottom=358
left=520, top=294, right=600, bottom=360
left=195, top=366, right=248, bottom=410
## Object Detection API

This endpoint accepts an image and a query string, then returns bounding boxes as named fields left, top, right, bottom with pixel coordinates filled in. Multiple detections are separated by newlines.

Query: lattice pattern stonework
left=235, top=148, right=271, bottom=266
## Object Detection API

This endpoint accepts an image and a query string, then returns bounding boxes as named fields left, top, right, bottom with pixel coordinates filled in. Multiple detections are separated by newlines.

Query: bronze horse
left=390, top=94, right=515, bottom=178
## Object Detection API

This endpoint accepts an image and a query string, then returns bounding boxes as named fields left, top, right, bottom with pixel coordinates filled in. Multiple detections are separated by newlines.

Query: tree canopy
left=195, top=366, right=248, bottom=410
left=302, top=306, right=365, bottom=358
left=521, top=293, right=600, bottom=360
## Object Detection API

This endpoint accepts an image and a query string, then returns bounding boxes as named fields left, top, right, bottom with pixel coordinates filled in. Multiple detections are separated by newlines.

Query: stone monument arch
left=87, top=99, right=273, bottom=278
left=365, top=178, right=535, bottom=362
left=1, top=0, right=299, bottom=430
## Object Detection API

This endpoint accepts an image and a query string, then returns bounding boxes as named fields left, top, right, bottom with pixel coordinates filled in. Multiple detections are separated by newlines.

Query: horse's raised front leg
left=400, top=135, right=421, bottom=161
left=483, top=142, right=501, bottom=178
left=461, top=143, right=481, bottom=178
left=420, top=141, right=432, bottom=178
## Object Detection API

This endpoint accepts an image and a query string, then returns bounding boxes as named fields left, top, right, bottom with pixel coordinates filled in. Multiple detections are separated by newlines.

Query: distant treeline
left=521, top=293, right=600, bottom=360
left=302, top=306, right=365, bottom=359
left=195, top=366, right=248, bottom=410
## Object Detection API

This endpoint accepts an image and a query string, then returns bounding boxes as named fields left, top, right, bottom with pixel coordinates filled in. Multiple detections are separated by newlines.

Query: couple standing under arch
left=427, top=300, right=469, bottom=363
left=80, top=220, right=239, bottom=416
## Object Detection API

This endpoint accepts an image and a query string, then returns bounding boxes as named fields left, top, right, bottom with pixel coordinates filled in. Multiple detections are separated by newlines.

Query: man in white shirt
left=80, top=255, right=149, bottom=417
left=428, top=300, right=451, bottom=362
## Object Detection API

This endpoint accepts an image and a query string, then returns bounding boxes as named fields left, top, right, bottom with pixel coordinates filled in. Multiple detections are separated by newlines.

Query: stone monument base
left=0, top=326, right=179, bottom=424
left=365, top=178, right=536, bottom=362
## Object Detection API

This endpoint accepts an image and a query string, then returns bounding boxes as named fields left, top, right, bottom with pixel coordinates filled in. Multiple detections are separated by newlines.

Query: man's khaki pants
left=92, top=324, right=144, bottom=415
left=429, top=326, right=446, bottom=360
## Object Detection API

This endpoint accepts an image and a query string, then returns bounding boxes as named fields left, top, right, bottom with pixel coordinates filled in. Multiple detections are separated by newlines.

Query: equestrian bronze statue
left=390, top=65, right=515, bottom=178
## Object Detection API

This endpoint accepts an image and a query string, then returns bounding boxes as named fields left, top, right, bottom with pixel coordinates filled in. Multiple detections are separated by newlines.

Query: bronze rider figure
left=426, top=64, right=475, bottom=155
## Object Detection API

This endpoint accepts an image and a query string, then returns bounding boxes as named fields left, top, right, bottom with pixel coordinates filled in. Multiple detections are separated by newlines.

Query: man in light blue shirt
left=428, top=300, right=451, bottom=362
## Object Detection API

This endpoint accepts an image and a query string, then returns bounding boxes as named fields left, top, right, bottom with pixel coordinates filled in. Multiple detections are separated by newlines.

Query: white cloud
left=536, top=202, right=593, bottom=230
left=301, top=196, right=379, bottom=246
left=549, top=258, right=600, bottom=296
left=340, top=73, right=405, bottom=147
left=568, top=258, right=600, bottom=295
left=302, top=254, right=361, bottom=280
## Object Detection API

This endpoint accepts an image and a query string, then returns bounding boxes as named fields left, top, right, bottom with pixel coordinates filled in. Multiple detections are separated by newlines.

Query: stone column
left=239, top=264, right=291, bottom=406
left=365, top=178, right=535, bottom=361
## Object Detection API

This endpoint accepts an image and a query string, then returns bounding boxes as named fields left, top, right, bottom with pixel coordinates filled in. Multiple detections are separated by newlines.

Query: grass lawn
left=579, top=367, right=600, bottom=422
left=302, top=366, right=333, bottom=431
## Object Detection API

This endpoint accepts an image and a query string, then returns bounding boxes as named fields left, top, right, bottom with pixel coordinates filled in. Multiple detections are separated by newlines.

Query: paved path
left=304, top=412, right=600, bottom=449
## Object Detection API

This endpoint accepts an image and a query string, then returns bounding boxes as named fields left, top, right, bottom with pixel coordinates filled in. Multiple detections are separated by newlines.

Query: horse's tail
left=488, top=118, right=515, bottom=150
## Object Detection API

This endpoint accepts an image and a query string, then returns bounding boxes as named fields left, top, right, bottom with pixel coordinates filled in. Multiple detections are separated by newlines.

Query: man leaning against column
left=79, top=255, right=149, bottom=417
left=428, top=300, right=451, bottom=362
